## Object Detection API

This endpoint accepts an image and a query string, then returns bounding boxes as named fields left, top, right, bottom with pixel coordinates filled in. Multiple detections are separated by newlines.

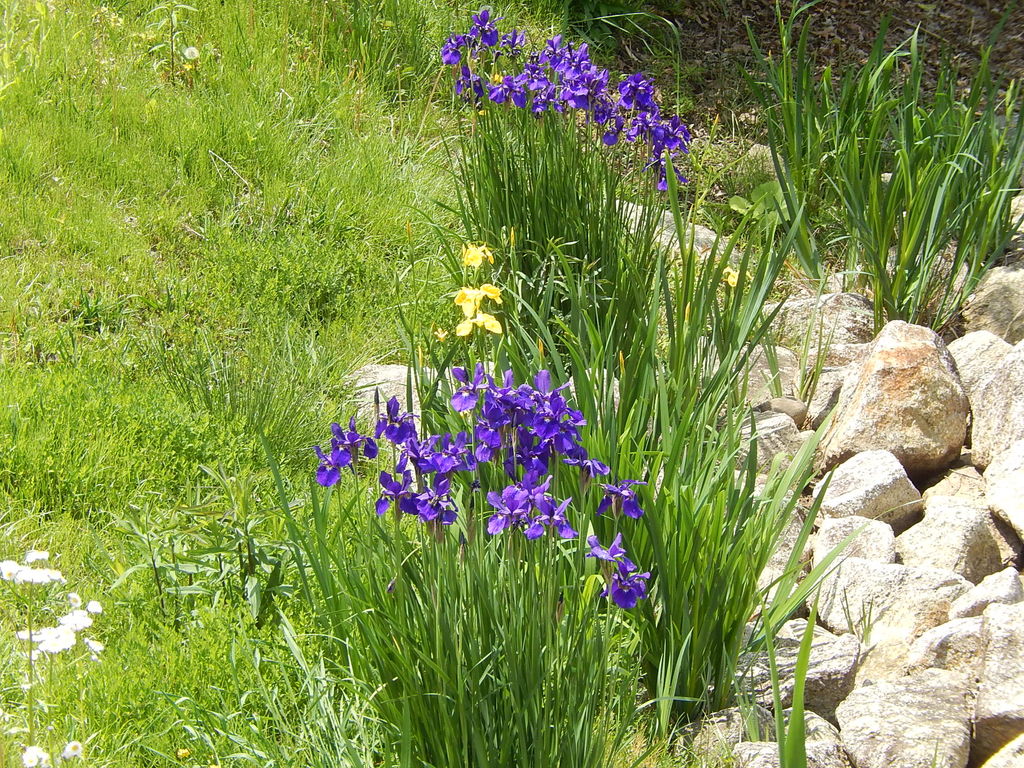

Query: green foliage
left=749, top=3, right=1024, bottom=330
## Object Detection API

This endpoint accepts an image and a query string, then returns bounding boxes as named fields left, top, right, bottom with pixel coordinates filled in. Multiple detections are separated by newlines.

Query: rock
left=906, top=616, right=986, bottom=676
left=985, top=440, right=1024, bottom=540
left=835, top=669, right=973, bottom=768
left=817, top=558, right=971, bottom=640
left=949, top=567, right=1024, bottom=619
left=772, top=293, right=875, bottom=359
left=972, top=602, right=1024, bottom=763
left=964, top=264, right=1024, bottom=344
left=621, top=201, right=720, bottom=259
left=758, top=513, right=810, bottom=597
left=812, top=516, right=897, bottom=569
left=742, top=412, right=810, bottom=470
left=979, top=734, right=1024, bottom=768
left=817, top=342, right=870, bottom=367
left=922, top=461, right=987, bottom=506
left=946, top=331, right=1012, bottom=413
left=732, top=711, right=852, bottom=768
left=806, top=366, right=852, bottom=430
left=685, top=705, right=774, bottom=758
left=813, top=450, right=923, bottom=529
left=740, top=619, right=861, bottom=722
left=351, top=364, right=419, bottom=420
left=895, top=496, right=1005, bottom=583
left=755, top=396, right=809, bottom=428
left=818, top=321, right=968, bottom=478
left=973, top=343, right=1024, bottom=470
left=746, top=346, right=800, bottom=404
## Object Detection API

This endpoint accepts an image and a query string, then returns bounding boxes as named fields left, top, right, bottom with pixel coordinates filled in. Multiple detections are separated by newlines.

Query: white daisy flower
left=35, top=626, right=77, bottom=654
left=84, top=638, right=104, bottom=654
left=61, top=741, right=84, bottom=760
left=1, top=559, right=22, bottom=581
left=85, top=600, right=102, bottom=615
left=24, top=550, right=49, bottom=564
left=58, top=610, right=93, bottom=632
left=67, top=592, right=82, bottom=609
left=13, top=568, right=65, bottom=586
left=21, top=745, right=50, bottom=767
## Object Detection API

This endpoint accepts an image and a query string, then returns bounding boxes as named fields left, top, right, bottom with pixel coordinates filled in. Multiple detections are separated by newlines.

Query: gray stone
left=946, top=331, right=1012, bottom=413
left=747, top=346, right=800, bottom=404
left=896, top=496, right=1005, bottom=584
left=812, top=516, right=897, bottom=569
left=964, top=264, right=1024, bottom=344
left=772, top=293, right=875, bottom=360
left=742, top=412, right=810, bottom=470
left=806, top=366, right=852, bottom=430
left=949, top=567, right=1024, bottom=620
left=906, top=616, right=986, bottom=676
left=732, top=711, right=851, bottom=768
left=973, top=602, right=1024, bottom=763
left=814, top=450, right=922, bottom=529
left=985, top=440, right=1024, bottom=540
left=685, top=705, right=774, bottom=758
left=351, top=364, right=419, bottom=420
left=817, top=558, right=971, bottom=641
left=973, top=343, right=1024, bottom=470
left=758, top=513, right=810, bottom=597
left=979, top=734, right=1024, bottom=768
left=835, top=669, right=973, bottom=768
left=621, top=201, right=720, bottom=260
left=756, top=396, right=809, bottom=428
left=922, top=461, right=987, bottom=506
left=740, top=619, right=861, bottom=722
left=819, top=321, right=968, bottom=478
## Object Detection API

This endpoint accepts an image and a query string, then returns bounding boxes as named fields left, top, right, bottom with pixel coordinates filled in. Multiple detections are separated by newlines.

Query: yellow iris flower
left=722, top=267, right=739, bottom=288
left=454, top=284, right=502, bottom=317
left=461, top=242, right=494, bottom=268
left=455, top=312, right=503, bottom=336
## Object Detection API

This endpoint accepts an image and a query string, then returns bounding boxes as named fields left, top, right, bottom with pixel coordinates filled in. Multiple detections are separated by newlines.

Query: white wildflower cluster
left=2, top=550, right=105, bottom=766
left=1, top=552, right=66, bottom=586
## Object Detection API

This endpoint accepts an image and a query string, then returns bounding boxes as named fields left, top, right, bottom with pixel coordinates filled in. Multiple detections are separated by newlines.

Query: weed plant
left=750, top=4, right=1024, bottom=331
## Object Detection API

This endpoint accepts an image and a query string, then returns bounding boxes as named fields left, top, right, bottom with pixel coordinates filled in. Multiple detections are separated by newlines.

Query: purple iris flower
left=455, top=65, right=484, bottom=104
left=597, top=480, right=647, bottom=518
left=563, top=453, right=610, bottom=479
left=499, top=29, right=526, bottom=57
left=470, top=9, right=500, bottom=47
left=486, top=483, right=532, bottom=534
left=608, top=562, right=650, bottom=609
left=617, top=72, right=657, bottom=111
left=377, top=456, right=416, bottom=516
left=474, top=424, right=503, bottom=462
left=525, top=496, right=577, bottom=540
left=441, top=34, right=467, bottom=66
left=313, top=442, right=351, bottom=487
left=586, top=532, right=627, bottom=562
left=415, top=474, right=458, bottom=525
left=375, top=396, right=417, bottom=445
left=331, top=416, right=379, bottom=461
left=451, top=363, right=490, bottom=411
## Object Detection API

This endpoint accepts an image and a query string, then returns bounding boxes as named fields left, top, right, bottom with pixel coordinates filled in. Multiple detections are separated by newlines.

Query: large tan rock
left=746, top=346, right=800, bottom=404
left=812, top=516, right=897, bottom=569
left=949, top=567, right=1024, bottom=619
left=985, top=440, right=1024, bottom=540
left=895, top=496, right=1006, bottom=584
left=922, top=460, right=987, bottom=506
left=819, top=321, right=968, bottom=478
left=946, top=331, right=1012, bottom=415
left=972, top=602, right=1024, bottom=763
left=964, top=264, right=1024, bottom=344
left=973, top=344, right=1024, bottom=470
left=814, top=450, right=922, bottom=529
left=772, top=293, right=875, bottom=364
left=816, top=558, right=971, bottom=640
left=835, top=668, right=973, bottom=768
left=979, top=734, right=1024, bottom=768
left=733, top=712, right=852, bottom=768
left=351, top=364, right=419, bottom=421
left=906, top=616, right=986, bottom=676
left=740, top=619, right=860, bottom=723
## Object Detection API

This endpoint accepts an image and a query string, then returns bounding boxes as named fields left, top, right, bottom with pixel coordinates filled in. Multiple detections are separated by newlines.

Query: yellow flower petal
left=479, top=313, right=502, bottom=334
left=479, top=284, right=502, bottom=304
left=455, top=319, right=474, bottom=336
left=434, top=328, right=448, bottom=341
